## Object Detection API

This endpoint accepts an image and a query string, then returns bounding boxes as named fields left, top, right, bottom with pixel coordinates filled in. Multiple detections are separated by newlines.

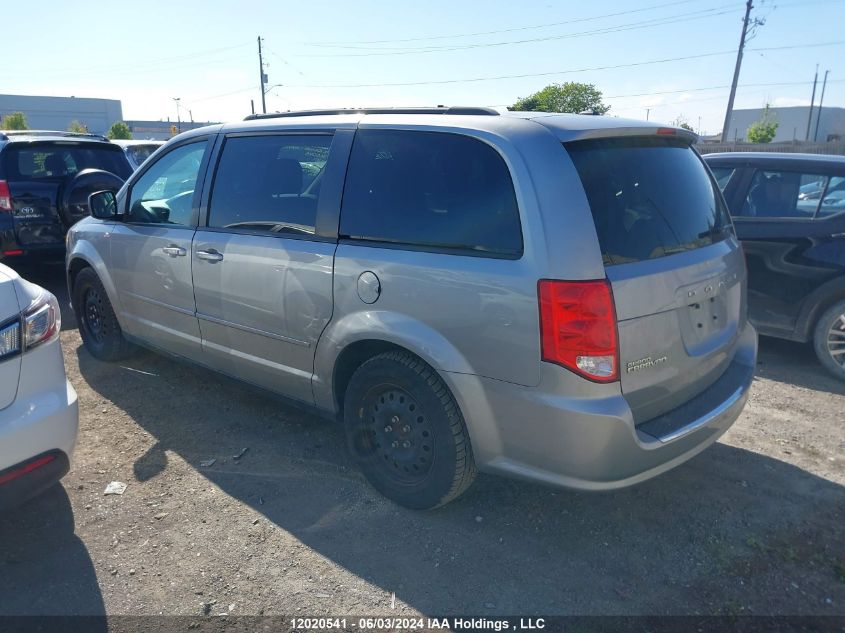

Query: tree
left=511, top=82, right=610, bottom=114
left=672, top=115, right=695, bottom=132
left=1, top=112, right=29, bottom=130
left=67, top=120, right=89, bottom=134
left=107, top=121, right=133, bottom=140
left=746, top=104, right=778, bottom=143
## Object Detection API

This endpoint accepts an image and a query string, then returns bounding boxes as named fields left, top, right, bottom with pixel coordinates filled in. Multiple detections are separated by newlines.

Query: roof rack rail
left=243, top=106, right=500, bottom=121
left=0, top=130, right=110, bottom=142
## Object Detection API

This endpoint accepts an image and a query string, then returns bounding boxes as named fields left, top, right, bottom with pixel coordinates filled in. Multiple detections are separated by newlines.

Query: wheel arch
left=313, top=311, right=477, bottom=416
left=793, top=276, right=845, bottom=342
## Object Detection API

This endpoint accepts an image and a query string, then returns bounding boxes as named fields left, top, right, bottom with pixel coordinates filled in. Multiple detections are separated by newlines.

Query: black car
left=704, top=152, right=845, bottom=380
left=0, top=130, right=132, bottom=262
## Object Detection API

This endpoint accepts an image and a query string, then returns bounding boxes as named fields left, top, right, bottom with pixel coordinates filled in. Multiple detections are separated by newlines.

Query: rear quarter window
left=566, top=136, right=731, bottom=265
left=340, top=129, right=523, bottom=257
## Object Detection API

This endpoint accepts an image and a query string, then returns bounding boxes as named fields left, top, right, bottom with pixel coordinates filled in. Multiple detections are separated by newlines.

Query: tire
left=72, top=268, right=136, bottom=361
left=343, top=351, right=477, bottom=509
left=812, top=298, right=845, bottom=381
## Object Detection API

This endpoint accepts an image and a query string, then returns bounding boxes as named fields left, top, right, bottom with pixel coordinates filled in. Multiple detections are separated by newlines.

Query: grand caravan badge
left=626, top=356, right=668, bottom=373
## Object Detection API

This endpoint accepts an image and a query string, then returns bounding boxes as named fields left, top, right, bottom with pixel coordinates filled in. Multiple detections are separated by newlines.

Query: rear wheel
left=73, top=268, right=136, bottom=361
left=343, top=351, right=476, bottom=509
left=813, top=299, right=845, bottom=381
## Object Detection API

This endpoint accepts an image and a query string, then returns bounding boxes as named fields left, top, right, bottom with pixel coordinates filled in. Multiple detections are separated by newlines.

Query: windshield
left=566, top=136, right=731, bottom=266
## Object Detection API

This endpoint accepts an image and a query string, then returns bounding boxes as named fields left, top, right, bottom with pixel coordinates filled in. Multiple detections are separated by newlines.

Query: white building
left=725, top=106, right=845, bottom=143
left=0, top=94, right=123, bottom=135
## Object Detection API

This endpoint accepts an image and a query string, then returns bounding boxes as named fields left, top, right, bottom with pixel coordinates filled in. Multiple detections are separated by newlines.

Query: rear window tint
left=2, top=143, right=132, bottom=181
left=566, top=137, right=731, bottom=266
left=340, top=130, right=522, bottom=257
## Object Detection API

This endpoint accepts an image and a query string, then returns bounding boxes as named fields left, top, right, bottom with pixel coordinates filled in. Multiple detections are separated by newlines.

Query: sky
left=4, top=0, right=844, bottom=136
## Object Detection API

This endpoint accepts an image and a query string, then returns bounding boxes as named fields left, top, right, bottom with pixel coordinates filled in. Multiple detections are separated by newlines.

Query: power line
left=285, top=40, right=845, bottom=89
left=302, top=0, right=706, bottom=46
left=295, top=6, right=739, bottom=57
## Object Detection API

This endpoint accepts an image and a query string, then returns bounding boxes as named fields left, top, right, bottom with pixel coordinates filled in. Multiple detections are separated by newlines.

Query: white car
left=0, top=263, right=78, bottom=509
left=111, top=139, right=165, bottom=170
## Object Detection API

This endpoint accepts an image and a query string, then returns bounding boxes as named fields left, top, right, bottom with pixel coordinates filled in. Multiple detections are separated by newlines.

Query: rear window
left=2, top=142, right=132, bottom=181
left=566, top=137, right=731, bottom=266
left=340, top=130, right=523, bottom=257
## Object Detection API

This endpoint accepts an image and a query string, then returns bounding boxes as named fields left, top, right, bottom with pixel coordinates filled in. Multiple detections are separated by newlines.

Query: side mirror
left=88, top=190, right=117, bottom=219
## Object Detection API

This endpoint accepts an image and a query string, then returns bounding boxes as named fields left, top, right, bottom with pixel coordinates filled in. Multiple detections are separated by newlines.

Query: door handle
left=831, top=232, right=845, bottom=239
left=162, top=245, right=187, bottom=257
left=196, top=249, right=224, bottom=262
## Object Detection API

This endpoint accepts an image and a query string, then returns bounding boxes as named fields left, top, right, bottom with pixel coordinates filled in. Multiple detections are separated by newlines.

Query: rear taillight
left=0, top=320, right=20, bottom=360
left=538, top=279, right=619, bottom=382
left=0, top=180, right=11, bottom=212
left=23, top=292, right=60, bottom=351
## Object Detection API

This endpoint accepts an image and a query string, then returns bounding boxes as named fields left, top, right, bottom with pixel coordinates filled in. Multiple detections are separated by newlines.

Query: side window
left=818, top=175, right=845, bottom=218
left=739, top=170, right=828, bottom=219
left=340, top=130, right=523, bottom=257
left=127, top=141, right=207, bottom=226
left=207, top=134, right=333, bottom=236
left=709, top=167, right=735, bottom=192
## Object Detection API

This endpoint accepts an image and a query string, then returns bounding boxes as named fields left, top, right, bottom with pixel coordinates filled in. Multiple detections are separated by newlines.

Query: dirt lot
left=1, top=262, right=843, bottom=617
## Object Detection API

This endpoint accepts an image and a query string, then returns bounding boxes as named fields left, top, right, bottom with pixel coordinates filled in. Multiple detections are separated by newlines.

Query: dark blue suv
left=704, top=152, right=845, bottom=380
left=0, top=130, right=132, bottom=262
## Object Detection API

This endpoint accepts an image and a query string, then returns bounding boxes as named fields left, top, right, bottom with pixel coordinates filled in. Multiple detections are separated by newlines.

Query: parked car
left=704, top=152, right=845, bottom=380
left=0, top=130, right=133, bottom=263
left=112, top=139, right=165, bottom=170
left=66, top=107, right=757, bottom=509
left=0, top=263, right=78, bottom=509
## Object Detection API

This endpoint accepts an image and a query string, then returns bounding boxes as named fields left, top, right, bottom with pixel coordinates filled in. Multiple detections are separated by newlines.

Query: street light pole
left=172, top=97, right=181, bottom=133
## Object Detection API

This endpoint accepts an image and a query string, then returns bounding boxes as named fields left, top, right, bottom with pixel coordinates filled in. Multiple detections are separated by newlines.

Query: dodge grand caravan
left=66, top=107, right=757, bottom=509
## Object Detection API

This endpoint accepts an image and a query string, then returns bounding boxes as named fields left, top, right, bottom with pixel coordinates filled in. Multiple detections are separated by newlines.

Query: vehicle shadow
left=756, top=335, right=845, bottom=396
left=76, top=344, right=845, bottom=615
left=0, top=485, right=106, bottom=623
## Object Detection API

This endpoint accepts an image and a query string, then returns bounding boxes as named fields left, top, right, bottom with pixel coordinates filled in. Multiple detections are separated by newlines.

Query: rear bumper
left=0, top=227, right=66, bottom=262
left=0, top=450, right=70, bottom=510
left=445, top=322, right=757, bottom=491
left=0, top=338, right=79, bottom=509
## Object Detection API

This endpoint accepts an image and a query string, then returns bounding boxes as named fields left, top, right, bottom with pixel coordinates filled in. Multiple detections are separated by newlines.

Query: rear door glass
left=3, top=143, right=132, bottom=181
left=739, top=170, right=830, bottom=218
left=566, top=136, right=730, bottom=265
left=340, top=129, right=523, bottom=257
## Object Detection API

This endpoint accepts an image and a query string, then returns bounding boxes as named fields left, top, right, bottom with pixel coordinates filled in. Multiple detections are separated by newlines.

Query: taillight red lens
left=538, top=279, right=619, bottom=382
left=0, top=180, right=12, bottom=212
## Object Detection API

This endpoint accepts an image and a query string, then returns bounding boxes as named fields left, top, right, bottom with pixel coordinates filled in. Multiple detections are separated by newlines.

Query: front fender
left=66, top=225, right=122, bottom=319
left=312, top=309, right=477, bottom=412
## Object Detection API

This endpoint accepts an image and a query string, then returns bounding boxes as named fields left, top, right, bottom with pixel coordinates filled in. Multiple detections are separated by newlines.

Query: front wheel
left=343, top=351, right=476, bottom=509
left=73, top=268, right=136, bottom=361
left=813, top=298, right=845, bottom=381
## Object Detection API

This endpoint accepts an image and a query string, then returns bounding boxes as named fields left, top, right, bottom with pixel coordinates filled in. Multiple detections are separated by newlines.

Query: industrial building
left=0, top=93, right=123, bottom=135
left=725, top=105, right=845, bottom=143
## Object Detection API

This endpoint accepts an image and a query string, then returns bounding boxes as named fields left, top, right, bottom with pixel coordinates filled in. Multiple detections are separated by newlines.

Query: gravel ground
left=0, top=263, right=843, bottom=617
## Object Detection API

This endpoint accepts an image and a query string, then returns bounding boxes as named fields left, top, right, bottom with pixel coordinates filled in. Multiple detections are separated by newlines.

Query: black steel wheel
left=73, top=268, right=136, bottom=361
left=344, top=350, right=476, bottom=509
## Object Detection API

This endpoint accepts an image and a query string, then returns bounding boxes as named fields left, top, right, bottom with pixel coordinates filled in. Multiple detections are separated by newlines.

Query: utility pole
left=721, top=0, right=754, bottom=142
left=646, top=108, right=650, bottom=121
left=806, top=65, right=819, bottom=141
left=813, top=70, right=829, bottom=142
left=258, top=36, right=267, bottom=114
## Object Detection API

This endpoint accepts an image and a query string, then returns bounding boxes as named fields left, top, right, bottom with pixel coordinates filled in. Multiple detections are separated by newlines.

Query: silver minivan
left=66, top=107, right=757, bottom=509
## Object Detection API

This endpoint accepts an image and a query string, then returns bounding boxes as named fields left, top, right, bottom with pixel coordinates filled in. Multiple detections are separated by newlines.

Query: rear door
left=109, top=137, right=212, bottom=362
left=726, top=166, right=845, bottom=335
left=1, top=141, right=131, bottom=247
left=567, top=136, right=744, bottom=423
left=191, top=130, right=351, bottom=401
